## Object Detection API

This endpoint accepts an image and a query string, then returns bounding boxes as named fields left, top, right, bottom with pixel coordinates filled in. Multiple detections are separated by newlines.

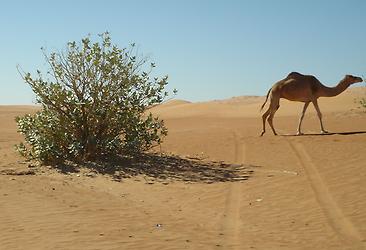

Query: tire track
left=220, top=132, right=245, bottom=249
left=288, top=140, right=365, bottom=247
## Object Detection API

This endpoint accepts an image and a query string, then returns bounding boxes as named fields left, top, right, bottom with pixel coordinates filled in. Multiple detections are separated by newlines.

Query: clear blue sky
left=1, top=0, right=365, bottom=104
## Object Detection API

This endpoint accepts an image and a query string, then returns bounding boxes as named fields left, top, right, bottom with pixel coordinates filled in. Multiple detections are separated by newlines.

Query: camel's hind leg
left=267, top=103, right=279, bottom=136
left=260, top=108, right=271, bottom=136
left=261, top=96, right=280, bottom=136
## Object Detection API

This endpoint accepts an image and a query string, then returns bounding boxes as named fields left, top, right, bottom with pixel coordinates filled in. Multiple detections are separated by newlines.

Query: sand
left=0, top=87, right=366, bottom=249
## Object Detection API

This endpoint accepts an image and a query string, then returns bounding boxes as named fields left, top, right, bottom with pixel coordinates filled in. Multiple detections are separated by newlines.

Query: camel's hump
left=287, top=72, right=304, bottom=78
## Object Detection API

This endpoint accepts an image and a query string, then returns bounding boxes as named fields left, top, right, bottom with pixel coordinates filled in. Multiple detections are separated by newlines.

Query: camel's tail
left=260, top=88, right=272, bottom=112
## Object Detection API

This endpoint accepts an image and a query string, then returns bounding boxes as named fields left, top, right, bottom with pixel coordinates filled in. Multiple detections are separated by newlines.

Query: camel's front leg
left=297, top=102, right=309, bottom=135
left=312, top=99, right=328, bottom=134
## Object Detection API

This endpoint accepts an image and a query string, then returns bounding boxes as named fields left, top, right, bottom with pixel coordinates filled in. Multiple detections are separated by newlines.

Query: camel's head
left=344, top=75, right=363, bottom=85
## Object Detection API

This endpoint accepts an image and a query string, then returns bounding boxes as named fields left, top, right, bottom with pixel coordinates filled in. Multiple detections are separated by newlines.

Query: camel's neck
left=318, top=78, right=351, bottom=97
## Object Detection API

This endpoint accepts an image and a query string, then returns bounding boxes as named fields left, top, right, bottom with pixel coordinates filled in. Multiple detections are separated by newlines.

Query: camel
left=260, top=72, right=363, bottom=136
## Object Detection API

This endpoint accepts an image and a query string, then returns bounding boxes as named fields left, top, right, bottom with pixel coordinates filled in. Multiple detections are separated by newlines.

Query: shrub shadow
left=55, top=153, right=254, bottom=184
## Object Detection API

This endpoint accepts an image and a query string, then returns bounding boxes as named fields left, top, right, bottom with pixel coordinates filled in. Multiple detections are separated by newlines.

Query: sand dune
left=0, top=87, right=365, bottom=249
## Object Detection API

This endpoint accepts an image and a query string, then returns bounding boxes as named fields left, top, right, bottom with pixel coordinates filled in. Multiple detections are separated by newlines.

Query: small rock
left=99, top=233, right=104, bottom=236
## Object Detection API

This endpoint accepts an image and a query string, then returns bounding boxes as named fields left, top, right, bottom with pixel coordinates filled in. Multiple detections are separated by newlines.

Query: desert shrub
left=16, top=32, right=174, bottom=164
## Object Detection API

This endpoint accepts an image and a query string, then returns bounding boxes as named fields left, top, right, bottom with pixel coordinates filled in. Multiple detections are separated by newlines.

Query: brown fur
left=260, top=72, right=363, bottom=136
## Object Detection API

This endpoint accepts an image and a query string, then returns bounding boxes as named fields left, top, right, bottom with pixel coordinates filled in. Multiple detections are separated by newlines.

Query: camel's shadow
left=281, top=130, right=366, bottom=137
left=54, top=153, right=254, bottom=184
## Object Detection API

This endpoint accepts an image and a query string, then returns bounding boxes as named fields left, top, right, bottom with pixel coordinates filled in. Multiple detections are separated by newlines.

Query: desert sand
left=1, top=87, right=366, bottom=249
